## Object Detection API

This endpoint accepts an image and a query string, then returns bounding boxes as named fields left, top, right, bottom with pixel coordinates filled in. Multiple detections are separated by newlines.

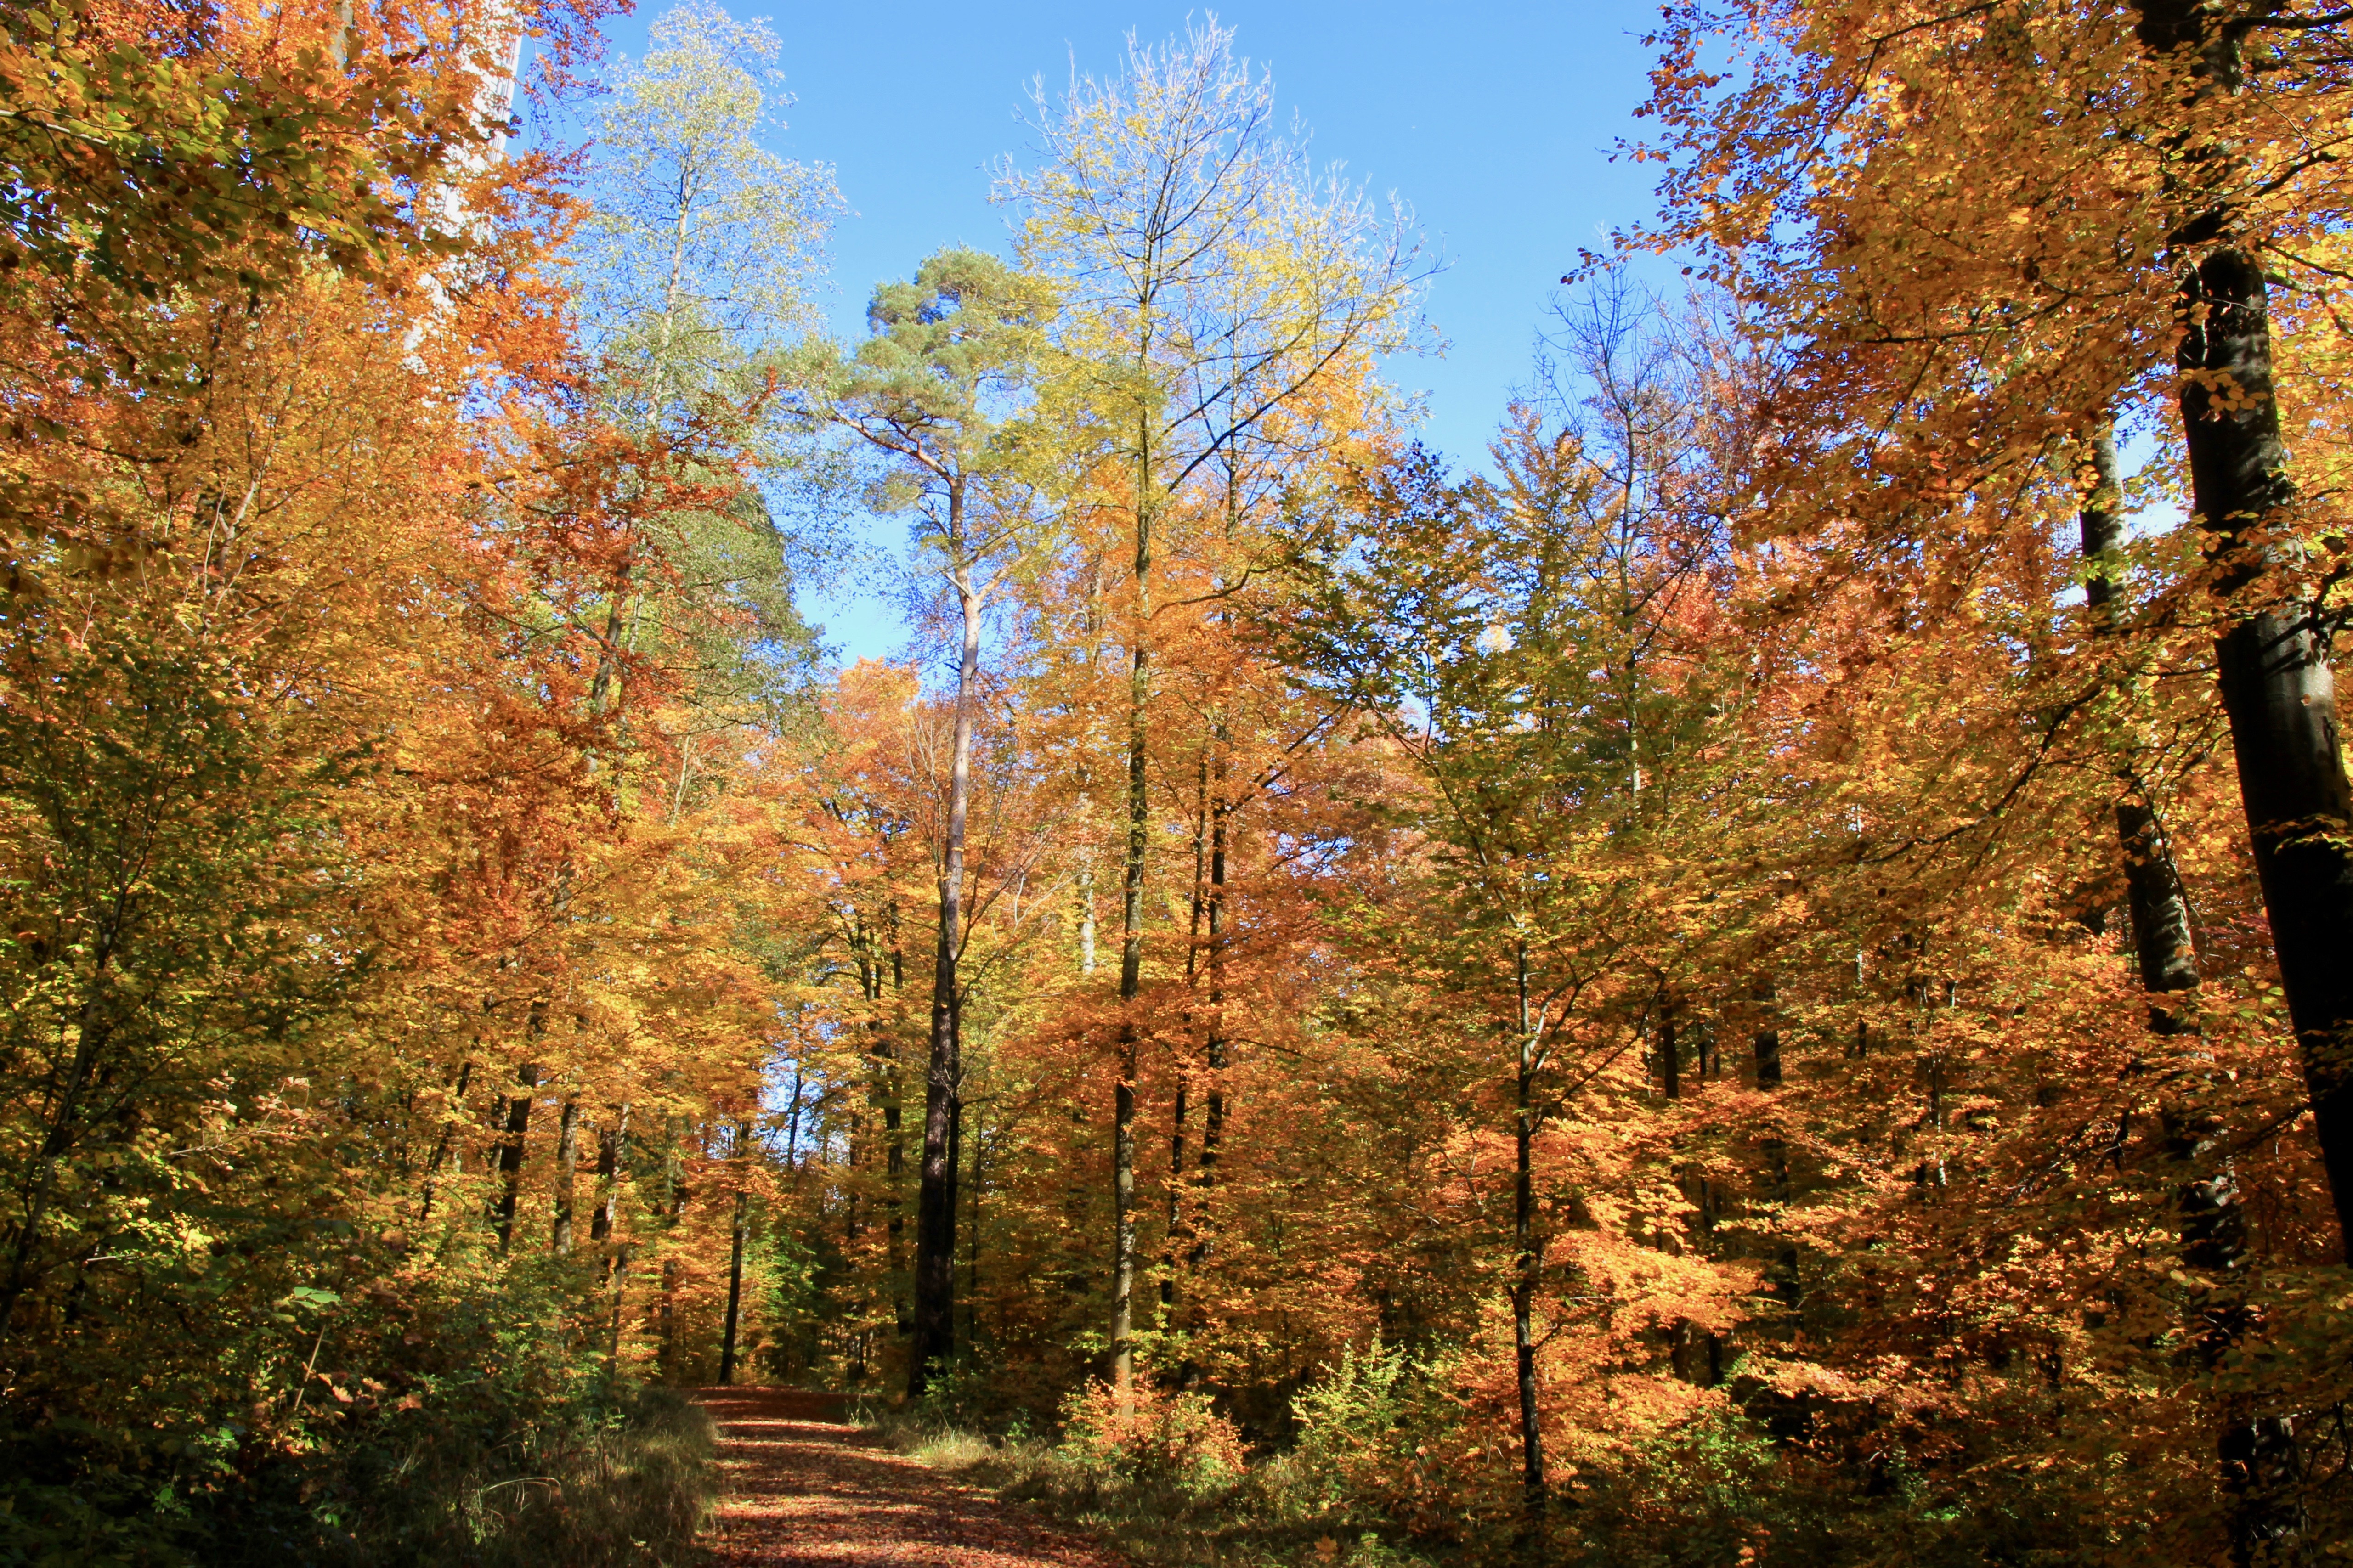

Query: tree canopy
left=6, top=5, right=2353, bottom=1564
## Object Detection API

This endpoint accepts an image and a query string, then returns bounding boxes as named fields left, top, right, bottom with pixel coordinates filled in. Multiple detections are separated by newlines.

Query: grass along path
left=690, top=1388, right=1129, bottom=1568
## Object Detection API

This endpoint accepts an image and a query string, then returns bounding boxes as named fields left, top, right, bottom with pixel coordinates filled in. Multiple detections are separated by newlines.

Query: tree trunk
left=590, top=1103, right=631, bottom=1360
left=2180, top=249, right=2353, bottom=1237
left=1753, top=981, right=1782, bottom=1089
left=2134, top=0, right=2353, bottom=1254
left=1076, top=852, right=1098, bottom=973
left=414, top=1056, right=473, bottom=1224
left=1112, top=438, right=1154, bottom=1400
left=1198, top=764, right=1229, bottom=1237
left=656, top=1145, right=689, bottom=1382
left=1512, top=939, right=1547, bottom=1529
left=1163, top=1073, right=1187, bottom=1312
left=590, top=1107, right=628, bottom=1260
left=911, top=520, right=978, bottom=1396
left=552, top=1098, right=580, bottom=1255
left=1163, top=753, right=1212, bottom=1313
left=718, top=1186, right=748, bottom=1386
left=966, top=1106, right=984, bottom=1351
left=491, top=1064, right=537, bottom=1248
left=2079, top=424, right=2202, bottom=1030
left=866, top=916, right=908, bottom=1333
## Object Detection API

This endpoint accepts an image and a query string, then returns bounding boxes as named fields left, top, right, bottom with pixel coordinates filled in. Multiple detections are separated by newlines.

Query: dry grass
left=875, top=1414, right=1434, bottom=1568
left=443, top=1386, right=718, bottom=1568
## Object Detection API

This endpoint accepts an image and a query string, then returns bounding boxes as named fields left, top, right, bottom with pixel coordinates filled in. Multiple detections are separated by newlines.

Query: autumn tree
left=1001, top=14, right=1426, bottom=1395
left=1635, top=0, right=2353, bottom=1239
left=1284, top=372, right=1746, bottom=1531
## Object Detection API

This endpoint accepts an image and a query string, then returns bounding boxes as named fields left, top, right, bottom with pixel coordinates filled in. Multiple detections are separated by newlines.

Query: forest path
left=690, top=1387, right=1126, bottom=1568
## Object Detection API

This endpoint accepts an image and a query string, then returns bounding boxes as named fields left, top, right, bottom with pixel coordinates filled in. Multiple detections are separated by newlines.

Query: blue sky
left=550, top=2, right=1671, bottom=661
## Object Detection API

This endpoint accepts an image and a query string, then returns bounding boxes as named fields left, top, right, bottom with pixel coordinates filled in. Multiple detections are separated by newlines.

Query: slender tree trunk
left=0, top=978, right=116, bottom=1340
left=1077, top=850, right=1098, bottom=974
left=862, top=918, right=908, bottom=1333
left=1112, top=432, right=1154, bottom=1400
left=718, top=1187, right=748, bottom=1387
left=1512, top=938, right=1548, bottom=1535
left=594, top=1104, right=632, bottom=1360
left=912, top=521, right=978, bottom=1395
left=552, top=1098, right=580, bottom=1256
left=784, top=1065, right=805, bottom=1178
left=656, top=1145, right=689, bottom=1382
left=1753, top=981, right=1782, bottom=1089
left=1164, top=754, right=1211, bottom=1313
left=967, top=1106, right=984, bottom=1352
left=491, top=1064, right=537, bottom=1248
left=947, top=1092, right=963, bottom=1336
left=1197, top=757, right=1229, bottom=1245
left=889, top=913, right=906, bottom=1293
left=2080, top=424, right=2203, bottom=1029
left=590, top=1107, right=628, bottom=1260
left=1164, top=1079, right=1187, bottom=1312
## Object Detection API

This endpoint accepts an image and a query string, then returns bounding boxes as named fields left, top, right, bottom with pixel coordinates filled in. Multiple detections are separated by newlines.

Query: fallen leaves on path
left=692, top=1387, right=1128, bottom=1568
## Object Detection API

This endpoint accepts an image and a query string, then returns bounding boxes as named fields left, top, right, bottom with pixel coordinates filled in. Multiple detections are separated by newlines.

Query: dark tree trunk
left=415, top=1056, right=473, bottom=1224
left=2181, top=248, right=2353, bottom=1239
left=1163, top=1073, right=1186, bottom=1310
left=2134, top=0, right=2353, bottom=1253
left=2124, top=17, right=2345, bottom=1554
left=1660, top=995, right=1680, bottom=1101
left=590, top=1109, right=627, bottom=1258
left=2079, top=424, right=2202, bottom=1030
left=656, top=1147, right=689, bottom=1382
left=491, top=1064, right=537, bottom=1248
left=1193, top=750, right=1231, bottom=1274
left=887, top=923, right=906, bottom=1300
left=1111, top=451, right=1153, bottom=1399
left=966, top=1106, right=984, bottom=1351
left=592, top=1105, right=630, bottom=1360
left=1753, top=982, right=1782, bottom=1089
left=718, top=1188, right=747, bottom=1386
left=912, top=528, right=979, bottom=1396
left=1512, top=941, right=1547, bottom=1528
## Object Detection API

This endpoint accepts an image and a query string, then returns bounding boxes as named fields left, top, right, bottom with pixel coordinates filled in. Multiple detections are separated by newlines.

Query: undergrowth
left=285, top=1382, right=720, bottom=1568
left=0, top=1380, right=717, bottom=1568
left=871, top=1344, right=1447, bottom=1568
left=871, top=1350, right=2120, bottom=1568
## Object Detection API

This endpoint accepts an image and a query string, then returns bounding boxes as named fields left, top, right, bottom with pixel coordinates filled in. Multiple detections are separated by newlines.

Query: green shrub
left=1058, top=1378, right=1247, bottom=1493
left=0, top=1256, right=718, bottom=1568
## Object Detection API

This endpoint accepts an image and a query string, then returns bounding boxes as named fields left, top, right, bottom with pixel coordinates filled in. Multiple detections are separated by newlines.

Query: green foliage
left=874, top=1349, right=1454, bottom=1568
left=796, top=245, right=1059, bottom=587
left=0, top=1254, right=715, bottom=1566
left=1057, top=1380, right=1248, bottom=1493
left=576, top=2, right=842, bottom=402
left=0, top=610, right=373, bottom=1525
left=1279, top=1334, right=1416, bottom=1512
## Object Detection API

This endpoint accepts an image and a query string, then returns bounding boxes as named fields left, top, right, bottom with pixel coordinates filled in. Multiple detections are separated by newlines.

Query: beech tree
left=1001, top=13, right=1425, bottom=1396
left=1635, top=0, right=2353, bottom=1239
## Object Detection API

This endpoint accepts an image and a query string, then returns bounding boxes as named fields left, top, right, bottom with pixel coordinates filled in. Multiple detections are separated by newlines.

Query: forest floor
left=690, top=1387, right=1130, bottom=1568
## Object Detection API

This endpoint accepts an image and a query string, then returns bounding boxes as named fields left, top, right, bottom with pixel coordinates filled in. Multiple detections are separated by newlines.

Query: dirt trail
left=691, top=1387, right=1126, bottom=1568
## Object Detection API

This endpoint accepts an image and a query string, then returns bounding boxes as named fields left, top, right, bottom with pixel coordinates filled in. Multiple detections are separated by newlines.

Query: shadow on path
left=690, top=1387, right=1125, bottom=1568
